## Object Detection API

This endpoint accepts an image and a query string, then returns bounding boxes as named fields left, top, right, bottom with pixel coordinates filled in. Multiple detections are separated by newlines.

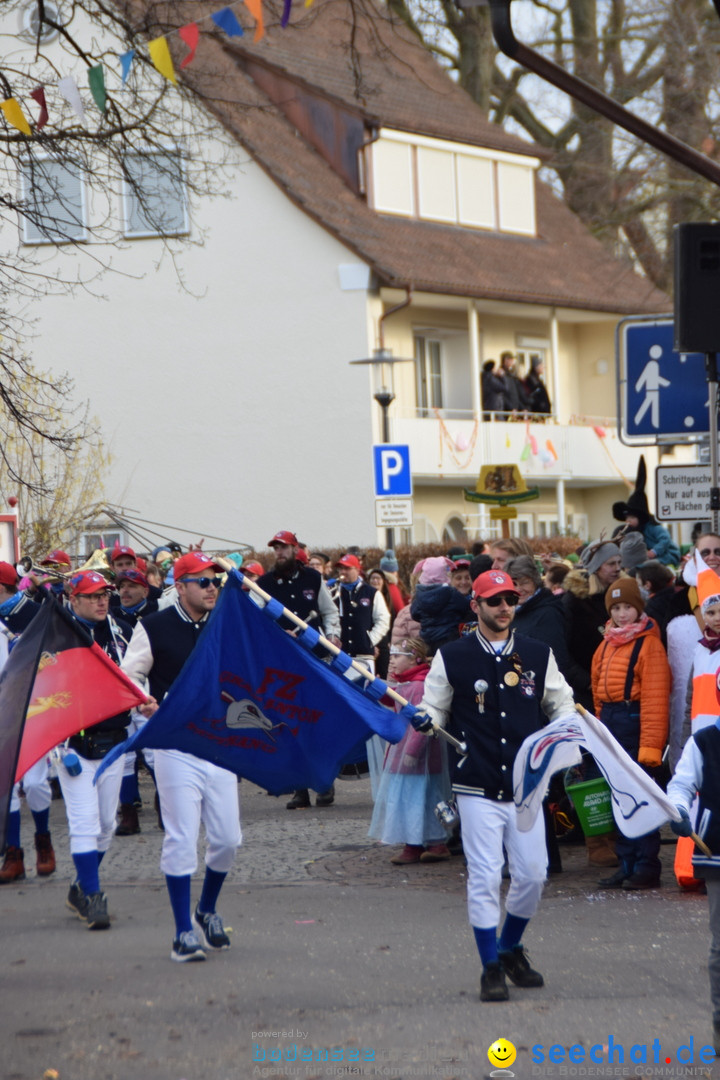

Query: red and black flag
left=0, top=599, right=147, bottom=849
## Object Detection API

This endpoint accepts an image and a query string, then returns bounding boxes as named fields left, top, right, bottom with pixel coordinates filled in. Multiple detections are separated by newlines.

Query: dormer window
left=366, top=129, right=538, bottom=236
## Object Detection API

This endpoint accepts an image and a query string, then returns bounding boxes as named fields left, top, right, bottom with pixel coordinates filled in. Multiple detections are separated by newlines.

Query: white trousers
left=58, top=754, right=124, bottom=855
left=154, top=749, right=242, bottom=877
left=121, top=712, right=154, bottom=777
left=11, top=756, right=52, bottom=814
left=457, top=794, right=547, bottom=929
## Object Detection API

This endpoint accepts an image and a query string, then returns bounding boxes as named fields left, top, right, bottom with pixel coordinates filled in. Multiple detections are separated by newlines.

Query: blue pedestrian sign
left=617, top=316, right=707, bottom=444
left=373, top=444, right=412, bottom=497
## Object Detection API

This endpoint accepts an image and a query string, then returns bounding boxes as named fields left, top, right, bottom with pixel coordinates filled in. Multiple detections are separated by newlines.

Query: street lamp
left=350, top=346, right=414, bottom=549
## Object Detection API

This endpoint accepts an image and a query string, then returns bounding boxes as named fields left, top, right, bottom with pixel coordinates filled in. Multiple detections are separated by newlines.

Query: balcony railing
left=390, top=409, right=639, bottom=484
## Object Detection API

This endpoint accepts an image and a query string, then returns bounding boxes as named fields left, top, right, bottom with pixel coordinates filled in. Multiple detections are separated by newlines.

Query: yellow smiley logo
left=488, top=1038, right=517, bottom=1069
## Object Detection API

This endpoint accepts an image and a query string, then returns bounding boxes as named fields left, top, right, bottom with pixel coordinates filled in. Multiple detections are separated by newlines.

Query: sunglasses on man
left=477, top=593, right=519, bottom=607
left=177, top=577, right=221, bottom=589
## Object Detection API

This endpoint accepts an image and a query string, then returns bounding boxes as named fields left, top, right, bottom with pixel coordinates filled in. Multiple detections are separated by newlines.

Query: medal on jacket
left=504, top=671, right=519, bottom=686
left=474, top=679, right=488, bottom=713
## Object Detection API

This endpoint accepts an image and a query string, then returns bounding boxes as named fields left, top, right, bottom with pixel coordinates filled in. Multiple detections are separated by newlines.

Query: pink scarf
left=603, top=612, right=651, bottom=647
left=699, top=627, right=720, bottom=653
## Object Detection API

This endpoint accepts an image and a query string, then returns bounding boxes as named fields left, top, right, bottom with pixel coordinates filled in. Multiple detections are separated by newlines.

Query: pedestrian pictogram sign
left=617, top=316, right=707, bottom=444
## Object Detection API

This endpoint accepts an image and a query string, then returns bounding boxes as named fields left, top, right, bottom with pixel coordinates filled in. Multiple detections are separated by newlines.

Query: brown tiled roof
left=137, top=0, right=669, bottom=315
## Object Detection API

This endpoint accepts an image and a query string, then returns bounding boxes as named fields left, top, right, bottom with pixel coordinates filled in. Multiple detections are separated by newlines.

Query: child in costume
left=591, top=576, right=670, bottom=890
left=369, top=637, right=451, bottom=864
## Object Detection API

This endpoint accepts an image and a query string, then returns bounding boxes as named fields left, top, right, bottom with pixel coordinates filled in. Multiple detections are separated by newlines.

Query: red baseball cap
left=41, top=549, right=71, bottom=568
left=0, top=561, right=18, bottom=586
left=111, top=543, right=136, bottom=563
left=116, top=568, right=149, bottom=589
left=336, top=554, right=361, bottom=570
left=173, top=552, right=225, bottom=579
left=295, top=548, right=308, bottom=565
left=473, top=569, right=520, bottom=599
left=70, top=570, right=112, bottom=596
left=268, top=531, right=299, bottom=548
left=240, top=561, right=264, bottom=577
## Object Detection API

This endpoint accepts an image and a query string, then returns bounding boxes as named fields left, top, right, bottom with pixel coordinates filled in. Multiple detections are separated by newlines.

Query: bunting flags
left=2, top=0, right=279, bottom=138
left=211, top=8, right=244, bottom=37
left=245, top=0, right=266, bottom=41
left=1, top=98, right=31, bottom=136
left=120, top=49, right=135, bottom=84
left=148, top=36, right=177, bottom=85
left=179, top=23, right=200, bottom=68
left=88, top=65, right=106, bottom=113
left=30, top=86, right=48, bottom=129
left=58, top=76, right=86, bottom=122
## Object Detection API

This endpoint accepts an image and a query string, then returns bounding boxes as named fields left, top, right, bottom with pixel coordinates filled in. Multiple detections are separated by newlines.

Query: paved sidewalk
left=1, top=775, right=716, bottom=1080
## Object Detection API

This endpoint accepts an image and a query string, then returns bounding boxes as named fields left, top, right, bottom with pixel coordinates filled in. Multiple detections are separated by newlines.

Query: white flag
left=58, top=77, right=86, bottom=123
left=513, top=708, right=681, bottom=838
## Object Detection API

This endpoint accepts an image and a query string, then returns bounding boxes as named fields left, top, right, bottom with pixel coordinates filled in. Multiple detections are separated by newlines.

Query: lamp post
left=351, top=346, right=413, bottom=550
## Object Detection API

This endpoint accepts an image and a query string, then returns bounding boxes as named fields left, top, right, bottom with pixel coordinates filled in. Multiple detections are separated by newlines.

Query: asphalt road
left=1, top=774, right=716, bottom=1080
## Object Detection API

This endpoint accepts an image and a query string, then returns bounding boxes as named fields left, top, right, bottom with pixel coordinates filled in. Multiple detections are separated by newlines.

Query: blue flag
left=101, top=572, right=410, bottom=794
left=211, top=8, right=244, bottom=37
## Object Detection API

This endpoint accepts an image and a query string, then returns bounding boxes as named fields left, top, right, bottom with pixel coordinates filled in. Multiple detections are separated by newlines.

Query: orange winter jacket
left=591, top=619, right=671, bottom=767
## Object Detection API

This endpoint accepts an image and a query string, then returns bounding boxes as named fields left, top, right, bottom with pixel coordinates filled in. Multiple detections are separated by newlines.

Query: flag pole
left=575, top=704, right=711, bottom=857
left=213, top=560, right=467, bottom=754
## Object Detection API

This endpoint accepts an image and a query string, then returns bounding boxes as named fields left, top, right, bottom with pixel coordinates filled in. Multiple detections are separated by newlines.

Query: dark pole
left=487, top=0, right=720, bottom=190
left=375, top=390, right=395, bottom=550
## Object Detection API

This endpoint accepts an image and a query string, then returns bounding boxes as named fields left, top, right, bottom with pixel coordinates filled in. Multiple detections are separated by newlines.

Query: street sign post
left=617, top=316, right=706, bottom=444
left=655, top=464, right=712, bottom=521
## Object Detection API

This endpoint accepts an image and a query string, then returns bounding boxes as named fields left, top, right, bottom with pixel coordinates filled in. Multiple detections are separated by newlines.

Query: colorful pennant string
left=120, top=49, right=135, bottom=84
left=6, top=0, right=279, bottom=136
left=58, top=76, right=86, bottom=122
left=244, top=0, right=266, bottom=41
left=148, top=36, right=177, bottom=85
left=1, top=98, right=31, bottom=135
left=30, top=86, right=48, bottom=129
left=281, top=0, right=293, bottom=28
left=211, top=8, right=244, bottom=37
left=88, top=65, right=106, bottom=112
left=179, top=23, right=200, bottom=68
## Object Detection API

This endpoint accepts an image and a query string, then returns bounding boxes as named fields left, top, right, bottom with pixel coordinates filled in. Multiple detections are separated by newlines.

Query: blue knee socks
left=165, top=874, right=193, bottom=936
left=31, top=808, right=50, bottom=835
left=198, top=868, right=227, bottom=915
left=473, top=926, right=498, bottom=968
left=73, top=851, right=100, bottom=895
left=7, top=810, right=21, bottom=848
left=498, top=913, right=529, bottom=953
left=119, top=774, right=140, bottom=804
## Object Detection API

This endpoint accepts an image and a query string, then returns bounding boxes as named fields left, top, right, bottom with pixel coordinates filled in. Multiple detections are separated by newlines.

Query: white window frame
left=80, top=529, right=123, bottom=556
left=122, top=149, right=189, bottom=239
left=414, top=334, right=444, bottom=416
left=20, top=156, right=87, bottom=245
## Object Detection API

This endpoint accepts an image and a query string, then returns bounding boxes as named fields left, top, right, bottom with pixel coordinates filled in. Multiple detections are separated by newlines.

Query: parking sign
left=373, top=445, right=412, bottom=497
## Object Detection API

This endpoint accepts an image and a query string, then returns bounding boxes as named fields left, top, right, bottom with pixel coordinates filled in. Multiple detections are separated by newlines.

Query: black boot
left=286, top=789, right=311, bottom=809
left=479, top=963, right=509, bottom=1002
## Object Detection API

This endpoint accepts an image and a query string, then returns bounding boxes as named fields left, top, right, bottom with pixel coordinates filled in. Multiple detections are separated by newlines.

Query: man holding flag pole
left=416, top=569, right=576, bottom=1004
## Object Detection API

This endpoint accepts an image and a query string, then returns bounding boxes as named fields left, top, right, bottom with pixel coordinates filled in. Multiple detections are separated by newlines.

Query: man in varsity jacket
left=419, top=569, right=575, bottom=1004
left=121, top=552, right=242, bottom=963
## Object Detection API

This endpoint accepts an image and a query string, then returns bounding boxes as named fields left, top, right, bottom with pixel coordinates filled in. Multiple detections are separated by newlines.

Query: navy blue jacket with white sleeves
left=420, top=627, right=576, bottom=801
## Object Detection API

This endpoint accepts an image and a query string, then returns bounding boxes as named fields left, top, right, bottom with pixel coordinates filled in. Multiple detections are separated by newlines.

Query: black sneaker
left=622, top=871, right=660, bottom=890
left=193, top=907, right=231, bottom=951
left=598, top=868, right=629, bottom=889
left=499, top=945, right=544, bottom=988
left=86, top=892, right=111, bottom=930
left=171, top=930, right=207, bottom=963
left=316, top=786, right=335, bottom=807
left=67, top=881, right=88, bottom=921
left=479, top=962, right=509, bottom=1002
left=286, top=789, right=311, bottom=809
